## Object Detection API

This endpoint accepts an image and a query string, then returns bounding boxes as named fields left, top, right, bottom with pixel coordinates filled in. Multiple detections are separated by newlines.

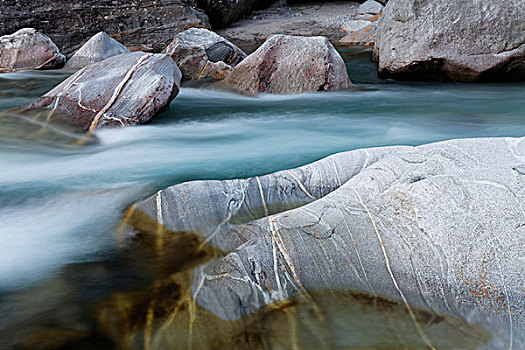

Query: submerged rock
left=25, top=52, right=181, bottom=131
left=163, top=28, right=246, bottom=80
left=64, top=32, right=130, bottom=69
left=374, top=0, right=525, bottom=81
left=0, top=28, right=65, bottom=73
left=221, top=34, right=352, bottom=95
left=127, top=136, right=525, bottom=348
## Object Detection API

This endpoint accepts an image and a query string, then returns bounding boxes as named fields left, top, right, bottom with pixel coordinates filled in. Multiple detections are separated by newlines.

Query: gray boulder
left=25, top=52, right=181, bottom=131
left=127, top=137, right=525, bottom=348
left=0, top=28, right=65, bottom=73
left=221, top=34, right=352, bottom=95
left=374, top=0, right=525, bottom=81
left=163, top=28, right=246, bottom=80
left=64, top=32, right=130, bottom=69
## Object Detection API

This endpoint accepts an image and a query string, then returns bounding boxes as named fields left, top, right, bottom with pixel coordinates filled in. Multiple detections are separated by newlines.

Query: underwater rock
left=221, top=34, right=352, bottom=95
left=0, top=28, right=65, bottom=73
left=26, top=52, right=181, bottom=131
left=163, top=28, right=246, bottom=80
left=374, top=0, right=525, bottom=81
left=64, top=32, right=130, bottom=69
left=128, top=137, right=525, bottom=348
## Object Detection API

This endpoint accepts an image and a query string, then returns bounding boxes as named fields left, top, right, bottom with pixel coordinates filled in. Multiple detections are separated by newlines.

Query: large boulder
left=0, top=28, right=65, bottom=72
left=163, top=28, right=247, bottom=80
left=64, top=32, right=130, bottom=69
left=0, top=0, right=211, bottom=55
left=374, top=0, right=525, bottom=81
left=221, top=34, right=352, bottom=95
left=25, top=52, right=181, bottom=131
left=122, top=136, right=525, bottom=348
left=196, top=0, right=277, bottom=27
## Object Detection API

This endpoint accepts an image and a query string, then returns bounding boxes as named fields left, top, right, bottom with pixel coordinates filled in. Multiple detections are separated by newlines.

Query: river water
left=0, top=48, right=524, bottom=349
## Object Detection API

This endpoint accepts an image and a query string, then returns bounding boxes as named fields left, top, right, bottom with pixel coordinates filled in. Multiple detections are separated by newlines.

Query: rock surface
left=339, top=0, right=383, bottom=46
left=220, top=34, right=352, bottom=95
left=64, top=32, right=130, bottom=69
left=130, top=136, right=525, bottom=348
left=374, top=0, right=525, bottom=81
left=163, top=28, right=246, bottom=80
left=25, top=52, right=181, bottom=131
left=0, top=28, right=65, bottom=73
left=339, top=23, right=378, bottom=46
left=0, top=0, right=211, bottom=55
left=196, top=0, right=277, bottom=27
left=354, top=0, right=384, bottom=20
left=217, top=2, right=361, bottom=52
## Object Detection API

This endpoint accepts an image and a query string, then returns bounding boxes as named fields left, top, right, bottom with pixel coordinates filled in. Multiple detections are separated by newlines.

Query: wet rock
left=98, top=286, right=490, bottom=350
left=196, top=0, right=277, bottom=27
left=374, top=0, right=525, bottom=81
left=0, top=28, right=65, bottom=73
left=64, top=32, right=130, bottom=69
left=220, top=34, right=352, bottom=95
left=0, top=0, right=211, bottom=55
left=13, top=328, right=90, bottom=350
left=163, top=28, right=246, bottom=80
left=129, top=136, right=525, bottom=348
left=25, top=52, right=181, bottom=131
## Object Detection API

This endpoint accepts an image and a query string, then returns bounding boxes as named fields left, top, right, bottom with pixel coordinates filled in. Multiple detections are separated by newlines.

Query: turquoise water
left=0, top=49, right=524, bottom=348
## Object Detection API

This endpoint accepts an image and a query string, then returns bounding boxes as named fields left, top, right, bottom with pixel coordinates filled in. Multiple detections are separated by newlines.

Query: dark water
left=0, top=49, right=524, bottom=349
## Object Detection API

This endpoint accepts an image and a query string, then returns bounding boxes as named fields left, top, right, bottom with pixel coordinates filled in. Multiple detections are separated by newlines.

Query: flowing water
left=0, top=48, right=524, bottom=349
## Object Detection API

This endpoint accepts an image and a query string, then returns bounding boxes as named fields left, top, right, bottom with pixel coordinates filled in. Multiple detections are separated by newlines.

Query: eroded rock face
left=64, top=32, right=130, bottom=69
left=221, top=34, right=352, bottom=95
left=163, top=28, right=246, bottom=80
left=0, top=0, right=211, bottom=55
left=0, top=28, right=65, bottom=73
left=196, top=0, right=277, bottom=27
left=128, top=137, right=525, bottom=348
left=25, top=52, right=181, bottom=131
left=374, top=0, right=525, bottom=81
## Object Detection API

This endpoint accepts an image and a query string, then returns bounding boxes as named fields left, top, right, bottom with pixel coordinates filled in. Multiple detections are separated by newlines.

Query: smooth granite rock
left=374, top=0, right=525, bottom=81
left=25, top=52, right=181, bottom=131
left=130, top=137, right=525, bottom=348
left=163, top=28, right=246, bottom=80
left=0, top=28, right=65, bottom=73
left=64, top=32, right=130, bottom=69
left=0, top=0, right=211, bottom=55
left=220, top=34, right=352, bottom=95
